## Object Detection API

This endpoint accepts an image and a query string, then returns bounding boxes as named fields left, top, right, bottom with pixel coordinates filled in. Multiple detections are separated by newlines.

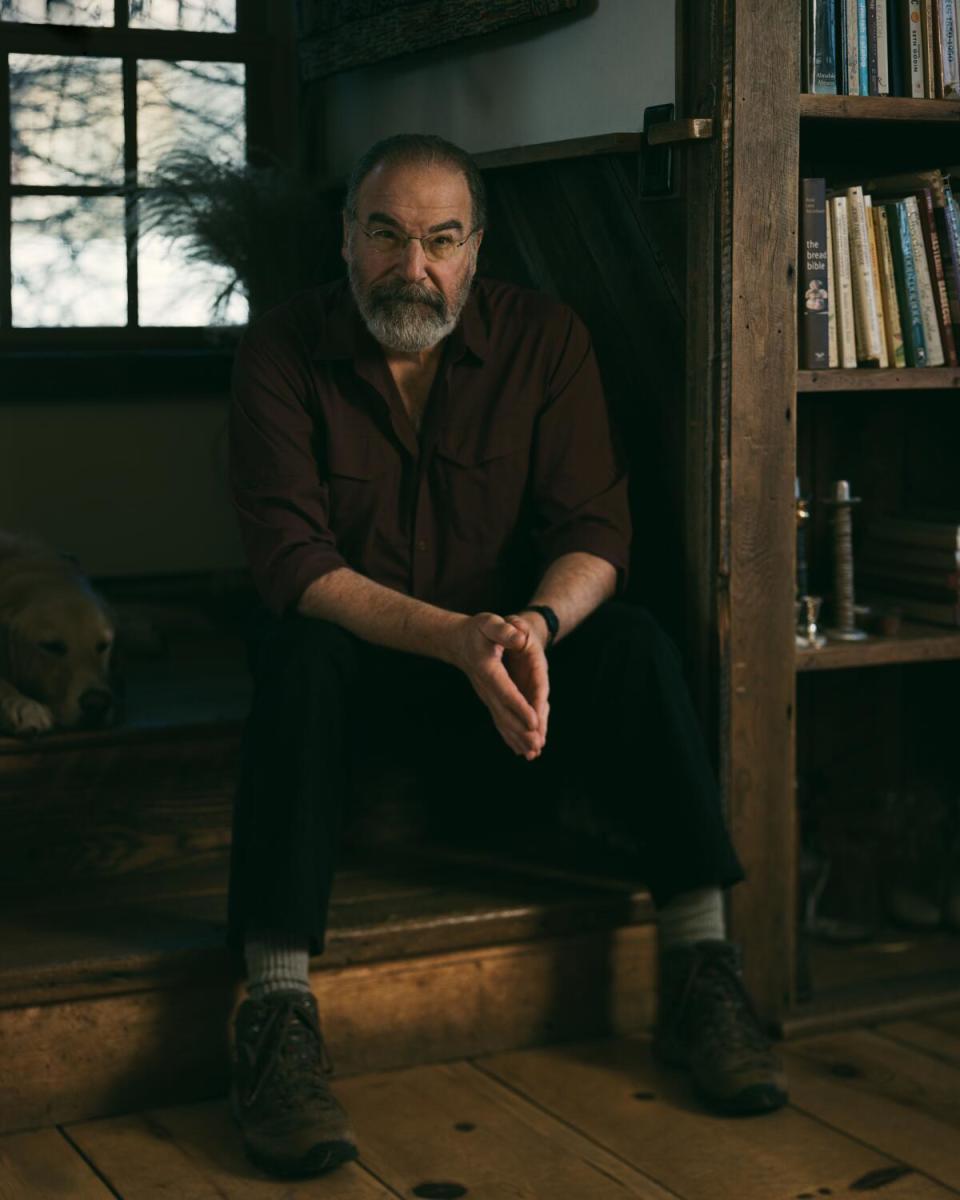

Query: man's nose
left=396, top=236, right=429, bottom=280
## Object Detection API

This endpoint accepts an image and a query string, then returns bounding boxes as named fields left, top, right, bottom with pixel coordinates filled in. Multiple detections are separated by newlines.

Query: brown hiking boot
left=230, top=988, right=358, bottom=1178
left=652, top=939, right=788, bottom=1115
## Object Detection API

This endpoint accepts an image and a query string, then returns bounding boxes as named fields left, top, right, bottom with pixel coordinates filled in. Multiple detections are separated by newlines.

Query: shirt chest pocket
left=434, top=433, right=530, bottom=546
left=326, top=436, right=387, bottom=535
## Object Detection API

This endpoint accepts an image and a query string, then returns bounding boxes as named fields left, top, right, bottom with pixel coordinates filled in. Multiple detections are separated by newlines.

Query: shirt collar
left=310, top=277, right=489, bottom=365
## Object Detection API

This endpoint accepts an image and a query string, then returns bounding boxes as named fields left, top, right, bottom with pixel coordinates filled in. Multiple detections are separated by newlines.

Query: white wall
left=323, top=0, right=676, bottom=177
left=1, top=399, right=243, bottom=577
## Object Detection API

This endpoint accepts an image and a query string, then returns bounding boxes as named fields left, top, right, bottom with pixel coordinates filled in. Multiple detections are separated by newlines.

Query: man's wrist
left=518, top=604, right=558, bottom=649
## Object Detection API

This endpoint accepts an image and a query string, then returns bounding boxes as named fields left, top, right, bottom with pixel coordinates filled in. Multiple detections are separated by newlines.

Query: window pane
left=129, top=0, right=234, bottom=31
left=138, top=226, right=247, bottom=325
left=137, top=59, right=244, bottom=180
left=1, top=0, right=113, bottom=25
left=12, top=195, right=127, bottom=326
left=10, top=54, right=124, bottom=186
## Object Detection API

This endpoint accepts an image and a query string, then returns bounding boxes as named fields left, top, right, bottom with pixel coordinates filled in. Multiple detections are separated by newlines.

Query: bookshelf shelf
left=796, top=621, right=960, bottom=671
left=799, top=94, right=960, bottom=122
left=798, top=368, right=960, bottom=391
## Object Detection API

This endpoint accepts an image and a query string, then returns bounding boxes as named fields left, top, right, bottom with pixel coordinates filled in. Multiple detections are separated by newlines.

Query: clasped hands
left=448, top=611, right=550, bottom=760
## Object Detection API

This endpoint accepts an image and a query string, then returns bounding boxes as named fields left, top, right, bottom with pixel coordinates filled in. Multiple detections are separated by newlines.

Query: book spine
left=942, top=183, right=960, bottom=342
left=939, top=0, right=960, bottom=94
left=887, top=0, right=906, bottom=91
left=904, top=0, right=926, bottom=94
left=868, top=0, right=881, bottom=88
left=916, top=188, right=958, bottom=365
left=873, top=204, right=906, bottom=366
left=921, top=0, right=937, bottom=93
left=847, top=0, right=863, bottom=89
left=837, top=0, right=850, bottom=89
left=845, top=185, right=884, bottom=363
left=827, top=211, right=840, bottom=366
left=865, top=196, right=890, bottom=365
left=904, top=193, right=946, bottom=364
left=857, top=565, right=960, bottom=588
left=876, top=0, right=892, bottom=88
left=886, top=200, right=928, bottom=365
left=859, top=0, right=872, bottom=88
left=813, top=0, right=841, bottom=89
left=800, top=179, right=831, bottom=369
left=830, top=195, right=859, bottom=367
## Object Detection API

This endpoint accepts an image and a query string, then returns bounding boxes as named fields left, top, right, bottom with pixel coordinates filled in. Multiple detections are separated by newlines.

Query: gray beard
left=348, top=258, right=474, bottom=353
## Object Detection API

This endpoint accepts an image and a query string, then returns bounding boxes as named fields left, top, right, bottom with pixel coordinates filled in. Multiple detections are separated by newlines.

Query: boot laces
left=673, top=947, right=771, bottom=1056
left=241, top=995, right=338, bottom=1112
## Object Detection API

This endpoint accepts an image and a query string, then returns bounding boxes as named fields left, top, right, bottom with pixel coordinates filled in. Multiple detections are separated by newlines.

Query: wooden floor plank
left=874, top=1018, right=960, bottom=1070
left=65, top=1099, right=392, bottom=1199
left=478, top=1035, right=950, bottom=1199
left=0, top=1128, right=113, bottom=1199
left=335, top=1059, right=675, bottom=1199
left=782, top=1028, right=960, bottom=1191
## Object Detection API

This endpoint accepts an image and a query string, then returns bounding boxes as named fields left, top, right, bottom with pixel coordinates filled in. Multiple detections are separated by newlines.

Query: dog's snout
left=79, top=688, right=113, bottom=717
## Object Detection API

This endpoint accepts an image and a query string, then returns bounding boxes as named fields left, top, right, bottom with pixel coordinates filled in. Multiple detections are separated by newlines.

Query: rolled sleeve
left=530, top=311, right=632, bottom=598
left=229, top=327, right=349, bottom=616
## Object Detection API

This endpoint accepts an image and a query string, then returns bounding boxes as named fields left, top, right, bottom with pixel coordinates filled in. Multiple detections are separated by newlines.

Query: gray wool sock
left=656, top=887, right=726, bottom=951
left=244, top=928, right=312, bottom=1001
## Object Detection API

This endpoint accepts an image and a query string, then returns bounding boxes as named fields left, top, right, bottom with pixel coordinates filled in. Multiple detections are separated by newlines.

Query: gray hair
left=343, top=133, right=487, bottom=231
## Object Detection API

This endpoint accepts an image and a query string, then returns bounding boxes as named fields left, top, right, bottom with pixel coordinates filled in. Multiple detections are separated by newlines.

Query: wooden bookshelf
left=798, top=368, right=960, bottom=391
left=796, top=622, right=960, bottom=671
left=799, top=94, right=960, bottom=121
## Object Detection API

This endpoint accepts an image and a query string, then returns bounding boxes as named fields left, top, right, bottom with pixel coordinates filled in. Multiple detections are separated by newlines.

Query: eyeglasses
left=356, top=221, right=479, bottom=263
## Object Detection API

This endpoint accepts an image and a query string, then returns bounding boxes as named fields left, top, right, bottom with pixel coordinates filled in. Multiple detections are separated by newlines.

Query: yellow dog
left=0, top=532, right=116, bottom=736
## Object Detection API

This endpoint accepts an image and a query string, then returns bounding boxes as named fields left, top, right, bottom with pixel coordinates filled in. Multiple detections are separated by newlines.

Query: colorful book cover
left=858, top=0, right=871, bottom=91
left=938, top=0, right=960, bottom=95
left=829, top=195, right=859, bottom=367
left=885, top=200, right=928, bottom=366
left=873, top=205, right=907, bottom=366
left=800, top=179, right=831, bottom=368
left=904, top=193, right=946, bottom=364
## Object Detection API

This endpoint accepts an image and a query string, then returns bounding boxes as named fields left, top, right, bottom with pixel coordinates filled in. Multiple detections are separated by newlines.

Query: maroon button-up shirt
left=228, top=276, right=632, bottom=619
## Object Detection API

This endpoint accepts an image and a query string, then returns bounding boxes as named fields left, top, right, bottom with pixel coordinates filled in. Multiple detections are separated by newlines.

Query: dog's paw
left=0, top=696, right=55, bottom=737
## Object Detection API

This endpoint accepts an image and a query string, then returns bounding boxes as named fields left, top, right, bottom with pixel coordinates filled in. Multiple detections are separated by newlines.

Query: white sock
left=244, top=928, right=312, bottom=1001
left=656, top=887, right=726, bottom=950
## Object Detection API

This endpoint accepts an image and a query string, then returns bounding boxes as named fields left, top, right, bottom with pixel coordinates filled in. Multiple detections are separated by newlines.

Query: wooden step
left=0, top=846, right=656, bottom=1134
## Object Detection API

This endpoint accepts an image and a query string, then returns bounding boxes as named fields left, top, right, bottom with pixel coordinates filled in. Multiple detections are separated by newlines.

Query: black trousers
left=225, top=601, right=746, bottom=957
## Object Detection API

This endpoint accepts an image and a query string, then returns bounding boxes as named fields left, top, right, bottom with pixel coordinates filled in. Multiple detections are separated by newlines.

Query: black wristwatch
left=521, top=604, right=559, bottom=648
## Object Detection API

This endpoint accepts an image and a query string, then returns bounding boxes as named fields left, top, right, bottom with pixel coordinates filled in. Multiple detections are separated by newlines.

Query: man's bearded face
left=343, top=161, right=481, bottom=354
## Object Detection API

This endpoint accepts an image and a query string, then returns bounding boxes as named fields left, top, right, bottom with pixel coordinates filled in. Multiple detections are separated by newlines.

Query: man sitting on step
left=225, top=132, right=788, bottom=1181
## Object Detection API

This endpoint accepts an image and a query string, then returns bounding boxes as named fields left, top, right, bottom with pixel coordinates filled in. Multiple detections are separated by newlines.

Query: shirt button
left=416, top=539, right=428, bottom=552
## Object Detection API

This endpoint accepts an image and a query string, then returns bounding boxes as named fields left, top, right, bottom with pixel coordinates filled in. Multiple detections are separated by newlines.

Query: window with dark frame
left=1, top=0, right=277, bottom=341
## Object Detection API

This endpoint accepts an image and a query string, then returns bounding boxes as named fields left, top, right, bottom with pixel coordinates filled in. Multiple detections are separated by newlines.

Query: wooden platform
left=5, top=1007, right=960, bottom=1198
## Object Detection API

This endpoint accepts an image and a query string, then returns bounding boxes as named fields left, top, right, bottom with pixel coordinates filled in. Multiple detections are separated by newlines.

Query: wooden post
left=725, top=0, right=799, bottom=1019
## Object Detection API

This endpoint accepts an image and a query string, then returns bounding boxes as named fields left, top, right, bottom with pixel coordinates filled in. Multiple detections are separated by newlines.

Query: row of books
left=858, top=515, right=960, bottom=624
left=803, top=0, right=960, bottom=97
left=799, top=168, right=960, bottom=369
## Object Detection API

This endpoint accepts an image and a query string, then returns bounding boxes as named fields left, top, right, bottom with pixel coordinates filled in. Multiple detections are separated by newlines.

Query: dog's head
left=1, top=581, right=117, bottom=730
